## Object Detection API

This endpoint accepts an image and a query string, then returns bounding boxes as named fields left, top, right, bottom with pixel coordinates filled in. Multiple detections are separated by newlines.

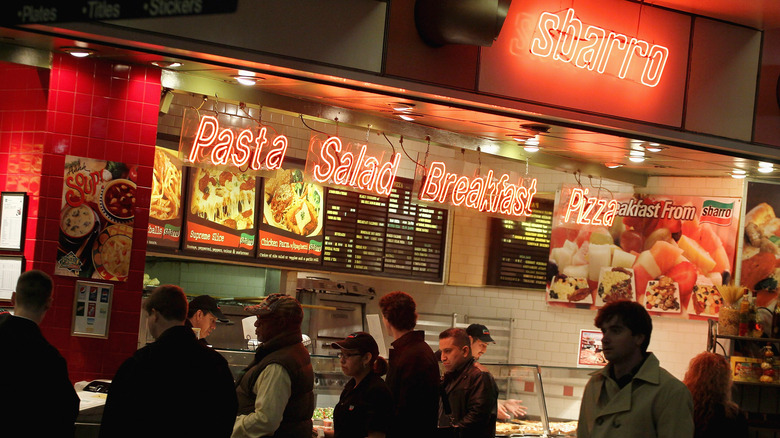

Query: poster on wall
left=546, top=185, right=741, bottom=320
left=740, top=181, right=780, bottom=299
left=184, top=167, right=257, bottom=257
left=71, top=280, right=112, bottom=338
left=55, top=156, right=136, bottom=281
left=257, top=161, right=324, bottom=264
left=578, top=330, right=606, bottom=367
left=147, top=147, right=184, bottom=249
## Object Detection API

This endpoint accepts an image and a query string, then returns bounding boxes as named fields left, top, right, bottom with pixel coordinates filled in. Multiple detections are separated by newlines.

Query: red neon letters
left=188, top=115, right=288, bottom=170
left=310, top=136, right=401, bottom=197
left=419, top=162, right=537, bottom=217
left=530, top=8, right=669, bottom=87
left=563, top=188, right=619, bottom=226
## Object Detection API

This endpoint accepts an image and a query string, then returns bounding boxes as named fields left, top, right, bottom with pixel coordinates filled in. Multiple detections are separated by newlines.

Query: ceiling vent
left=414, top=0, right=512, bottom=47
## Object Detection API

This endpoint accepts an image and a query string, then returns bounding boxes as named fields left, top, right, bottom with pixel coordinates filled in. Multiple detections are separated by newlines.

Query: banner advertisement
left=740, top=181, right=780, bottom=301
left=547, top=186, right=741, bottom=320
left=56, top=156, right=136, bottom=281
left=183, top=167, right=257, bottom=257
left=147, top=147, right=184, bottom=248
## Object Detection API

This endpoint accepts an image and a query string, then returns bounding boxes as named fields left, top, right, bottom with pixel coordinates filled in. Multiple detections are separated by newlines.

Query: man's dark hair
left=143, top=285, right=187, bottom=322
left=14, top=270, right=53, bottom=312
left=595, top=300, right=653, bottom=352
left=439, top=327, right=470, bottom=349
left=379, top=291, right=417, bottom=331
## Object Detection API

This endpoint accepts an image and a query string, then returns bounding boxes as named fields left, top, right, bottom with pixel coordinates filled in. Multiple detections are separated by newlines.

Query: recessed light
left=731, top=172, right=747, bottom=179
left=732, top=169, right=746, bottom=175
left=758, top=161, right=773, bottom=168
left=628, top=150, right=645, bottom=163
left=605, top=162, right=623, bottom=168
left=645, top=143, right=664, bottom=152
left=150, top=60, right=183, bottom=68
left=237, top=70, right=256, bottom=77
left=233, top=75, right=259, bottom=86
left=389, top=102, right=415, bottom=112
left=394, top=112, right=422, bottom=121
left=523, top=144, right=539, bottom=153
left=61, top=46, right=96, bottom=58
left=757, top=165, right=774, bottom=173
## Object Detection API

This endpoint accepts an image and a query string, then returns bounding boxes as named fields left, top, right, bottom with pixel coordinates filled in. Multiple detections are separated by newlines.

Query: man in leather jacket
left=438, top=328, right=498, bottom=438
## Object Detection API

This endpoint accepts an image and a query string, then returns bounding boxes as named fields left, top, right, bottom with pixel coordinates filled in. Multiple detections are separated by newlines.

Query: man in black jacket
left=0, top=270, right=79, bottom=437
left=438, top=328, right=497, bottom=438
left=100, top=285, right=237, bottom=438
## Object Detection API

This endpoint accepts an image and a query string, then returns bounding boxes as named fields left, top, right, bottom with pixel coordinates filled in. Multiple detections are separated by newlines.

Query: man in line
left=379, top=291, right=440, bottom=438
left=438, top=328, right=498, bottom=438
left=233, top=293, right=314, bottom=438
left=577, top=300, right=694, bottom=438
left=100, top=285, right=237, bottom=437
left=186, top=294, right=228, bottom=341
left=466, top=323, right=526, bottom=421
left=0, top=270, right=79, bottom=437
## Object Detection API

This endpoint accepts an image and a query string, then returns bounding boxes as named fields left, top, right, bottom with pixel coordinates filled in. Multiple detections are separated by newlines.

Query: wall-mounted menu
left=147, top=147, right=184, bottom=248
left=487, top=198, right=553, bottom=289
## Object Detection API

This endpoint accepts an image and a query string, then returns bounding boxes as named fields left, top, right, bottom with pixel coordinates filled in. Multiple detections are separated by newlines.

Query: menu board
left=147, top=147, right=184, bottom=248
left=322, top=178, right=447, bottom=280
left=486, top=198, right=554, bottom=289
left=183, top=167, right=257, bottom=257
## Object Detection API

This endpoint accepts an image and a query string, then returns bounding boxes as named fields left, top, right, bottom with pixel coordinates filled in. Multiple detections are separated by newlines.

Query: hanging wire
left=422, top=136, right=431, bottom=170
left=299, top=114, right=328, bottom=135
left=574, top=170, right=583, bottom=188
left=366, top=124, right=371, bottom=141
left=399, top=136, right=423, bottom=168
left=381, top=132, right=397, bottom=156
left=334, top=117, right=339, bottom=137
left=477, top=146, right=482, bottom=175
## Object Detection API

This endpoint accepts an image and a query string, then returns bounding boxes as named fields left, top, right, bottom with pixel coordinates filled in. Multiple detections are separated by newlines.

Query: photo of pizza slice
left=190, top=167, right=256, bottom=230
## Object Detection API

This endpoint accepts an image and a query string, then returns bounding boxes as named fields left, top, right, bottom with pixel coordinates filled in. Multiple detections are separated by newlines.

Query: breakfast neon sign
left=563, top=188, right=619, bottom=226
left=530, top=8, right=669, bottom=87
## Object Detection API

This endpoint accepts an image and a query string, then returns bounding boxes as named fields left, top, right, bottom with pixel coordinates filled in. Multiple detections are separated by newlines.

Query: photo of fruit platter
left=546, top=187, right=741, bottom=320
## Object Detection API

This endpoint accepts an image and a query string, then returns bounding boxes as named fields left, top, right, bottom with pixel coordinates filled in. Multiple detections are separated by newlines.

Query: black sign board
left=487, top=198, right=553, bottom=289
left=1, top=0, right=237, bottom=25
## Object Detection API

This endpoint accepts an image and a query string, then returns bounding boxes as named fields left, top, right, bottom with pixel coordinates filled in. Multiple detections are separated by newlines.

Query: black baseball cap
left=466, top=324, right=495, bottom=343
left=189, top=295, right=228, bottom=323
left=331, top=332, right=380, bottom=359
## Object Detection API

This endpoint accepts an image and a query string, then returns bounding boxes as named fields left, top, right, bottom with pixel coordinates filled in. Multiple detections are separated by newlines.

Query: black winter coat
left=439, top=358, right=498, bottom=438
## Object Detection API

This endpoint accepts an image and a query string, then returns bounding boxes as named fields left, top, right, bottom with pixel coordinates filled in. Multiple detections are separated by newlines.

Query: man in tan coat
left=577, top=300, right=694, bottom=438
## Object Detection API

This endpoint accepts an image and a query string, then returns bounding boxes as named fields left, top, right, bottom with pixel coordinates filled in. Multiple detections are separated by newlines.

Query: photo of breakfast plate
left=92, top=224, right=133, bottom=281
left=645, top=276, right=682, bottom=313
left=689, top=284, right=724, bottom=316
left=548, top=274, right=592, bottom=304
left=596, top=267, right=635, bottom=307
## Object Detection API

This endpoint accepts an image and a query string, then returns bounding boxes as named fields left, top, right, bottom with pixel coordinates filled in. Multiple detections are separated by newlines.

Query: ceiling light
left=233, top=75, right=259, bottom=86
left=628, top=150, right=645, bottom=163
left=732, top=169, right=746, bottom=175
left=645, top=143, right=664, bottom=152
left=390, top=102, right=415, bottom=112
left=150, top=60, right=183, bottom=68
left=61, top=46, right=96, bottom=58
left=605, top=162, right=623, bottom=168
left=757, top=165, right=774, bottom=173
left=758, top=161, right=773, bottom=168
left=523, top=144, right=539, bottom=153
left=237, top=69, right=256, bottom=77
left=731, top=171, right=747, bottom=179
left=398, top=114, right=416, bottom=121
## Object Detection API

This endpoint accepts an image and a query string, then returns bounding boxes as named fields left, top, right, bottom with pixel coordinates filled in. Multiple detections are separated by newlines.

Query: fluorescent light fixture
left=61, top=46, right=95, bottom=58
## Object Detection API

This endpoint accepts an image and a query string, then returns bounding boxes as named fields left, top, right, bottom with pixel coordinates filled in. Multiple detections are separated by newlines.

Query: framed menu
left=71, top=280, right=113, bottom=338
left=0, top=256, right=23, bottom=300
left=0, top=192, right=27, bottom=252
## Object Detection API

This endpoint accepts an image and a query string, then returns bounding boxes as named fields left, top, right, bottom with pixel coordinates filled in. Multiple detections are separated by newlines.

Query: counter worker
left=186, top=294, right=228, bottom=342
left=233, top=293, right=314, bottom=438
left=0, top=270, right=79, bottom=438
left=321, top=332, right=393, bottom=438
left=466, top=323, right=527, bottom=421
left=380, top=291, right=440, bottom=438
left=577, top=300, right=694, bottom=438
left=438, top=328, right=498, bottom=438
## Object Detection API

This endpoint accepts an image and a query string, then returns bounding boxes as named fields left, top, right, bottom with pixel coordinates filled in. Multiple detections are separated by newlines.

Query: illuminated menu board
left=487, top=198, right=553, bottom=289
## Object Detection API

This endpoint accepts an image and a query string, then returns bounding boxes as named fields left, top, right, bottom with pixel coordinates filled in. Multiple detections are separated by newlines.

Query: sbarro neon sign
left=307, top=136, right=401, bottom=197
left=531, top=8, right=669, bottom=87
left=563, top=187, right=619, bottom=226
left=419, top=162, right=537, bottom=218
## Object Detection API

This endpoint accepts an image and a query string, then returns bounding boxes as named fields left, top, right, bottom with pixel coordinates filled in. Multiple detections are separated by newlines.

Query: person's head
left=594, top=300, right=652, bottom=364
left=187, top=295, right=227, bottom=339
left=439, top=328, right=472, bottom=373
left=466, top=323, right=495, bottom=360
left=379, top=291, right=417, bottom=333
left=683, top=352, right=738, bottom=425
left=331, top=332, right=387, bottom=378
left=245, top=293, right=303, bottom=342
left=12, top=270, right=53, bottom=323
left=143, top=285, right=188, bottom=339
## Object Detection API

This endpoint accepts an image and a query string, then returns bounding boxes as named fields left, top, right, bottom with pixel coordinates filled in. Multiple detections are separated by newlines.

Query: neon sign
left=419, top=162, right=537, bottom=217
left=307, top=136, right=401, bottom=197
left=187, top=115, right=288, bottom=170
left=530, top=8, right=669, bottom=87
left=563, top=188, right=619, bottom=226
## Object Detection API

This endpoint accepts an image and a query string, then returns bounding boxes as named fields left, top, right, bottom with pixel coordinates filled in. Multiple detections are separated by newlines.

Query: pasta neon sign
left=530, top=8, right=669, bottom=87
left=419, top=162, right=537, bottom=217
left=188, top=115, right=288, bottom=170
left=563, top=188, right=619, bottom=226
left=309, top=136, right=401, bottom=197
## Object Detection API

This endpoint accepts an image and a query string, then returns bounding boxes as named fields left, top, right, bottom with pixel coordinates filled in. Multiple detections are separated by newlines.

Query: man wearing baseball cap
left=233, top=293, right=314, bottom=438
left=186, top=294, right=228, bottom=341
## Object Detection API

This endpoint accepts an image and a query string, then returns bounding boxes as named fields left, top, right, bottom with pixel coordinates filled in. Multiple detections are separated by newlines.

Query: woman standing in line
left=683, top=352, right=748, bottom=438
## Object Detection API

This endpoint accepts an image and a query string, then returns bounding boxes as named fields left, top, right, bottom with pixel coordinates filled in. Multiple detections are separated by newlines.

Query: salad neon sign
left=530, top=8, right=669, bottom=87
left=188, top=115, right=288, bottom=170
left=563, top=188, right=619, bottom=226
left=419, top=162, right=537, bottom=217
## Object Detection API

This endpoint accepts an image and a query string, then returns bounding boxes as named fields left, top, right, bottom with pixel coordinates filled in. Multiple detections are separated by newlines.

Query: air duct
left=414, top=0, right=512, bottom=47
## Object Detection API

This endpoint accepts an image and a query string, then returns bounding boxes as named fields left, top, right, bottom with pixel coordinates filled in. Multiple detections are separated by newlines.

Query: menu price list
left=487, top=198, right=553, bottom=289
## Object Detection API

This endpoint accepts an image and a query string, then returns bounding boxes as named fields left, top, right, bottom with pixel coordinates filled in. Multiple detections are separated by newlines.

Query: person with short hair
left=233, top=293, right=314, bottom=438
left=683, top=352, right=748, bottom=438
left=379, top=291, right=439, bottom=438
left=577, top=300, right=694, bottom=438
left=438, top=328, right=498, bottom=438
left=186, top=294, right=228, bottom=340
left=0, top=270, right=79, bottom=437
left=99, top=285, right=237, bottom=438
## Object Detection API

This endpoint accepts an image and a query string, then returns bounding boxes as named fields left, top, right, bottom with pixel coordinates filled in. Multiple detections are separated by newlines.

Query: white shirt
left=232, top=364, right=292, bottom=438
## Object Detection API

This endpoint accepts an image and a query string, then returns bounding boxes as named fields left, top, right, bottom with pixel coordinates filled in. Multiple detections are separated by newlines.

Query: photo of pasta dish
left=190, top=167, right=256, bottom=230
left=150, top=148, right=182, bottom=221
left=263, top=168, right=323, bottom=236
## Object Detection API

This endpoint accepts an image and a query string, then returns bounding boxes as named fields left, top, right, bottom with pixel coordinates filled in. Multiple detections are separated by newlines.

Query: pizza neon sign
left=530, top=8, right=669, bottom=87
left=187, top=115, right=288, bottom=170
left=419, top=162, right=537, bottom=218
left=563, top=187, right=619, bottom=226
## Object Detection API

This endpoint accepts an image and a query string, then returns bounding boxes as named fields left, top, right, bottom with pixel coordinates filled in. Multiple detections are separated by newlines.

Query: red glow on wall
left=187, top=115, right=287, bottom=171
left=530, top=8, right=669, bottom=87
left=563, top=187, right=619, bottom=226
left=419, top=161, right=537, bottom=218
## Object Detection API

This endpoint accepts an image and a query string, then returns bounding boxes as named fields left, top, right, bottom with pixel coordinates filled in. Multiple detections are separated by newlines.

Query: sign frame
left=0, top=192, right=27, bottom=252
left=577, top=329, right=606, bottom=368
left=71, top=280, right=113, bottom=339
left=0, top=255, right=24, bottom=301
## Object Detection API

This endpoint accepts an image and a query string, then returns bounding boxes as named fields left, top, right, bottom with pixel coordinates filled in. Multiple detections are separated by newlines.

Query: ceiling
left=0, top=1, right=778, bottom=187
